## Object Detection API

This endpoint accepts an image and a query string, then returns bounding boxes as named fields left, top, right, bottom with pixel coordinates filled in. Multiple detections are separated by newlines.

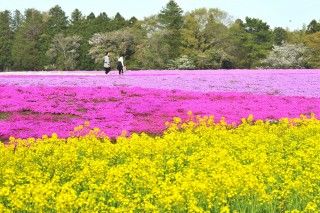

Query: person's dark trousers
left=117, top=61, right=124, bottom=75
left=105, top=67, right=111, bottom=74
left=118, top=68, right=123, bottom=75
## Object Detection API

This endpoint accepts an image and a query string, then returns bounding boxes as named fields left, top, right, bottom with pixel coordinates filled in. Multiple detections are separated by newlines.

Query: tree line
left=1, top=0, right=320, bottom=71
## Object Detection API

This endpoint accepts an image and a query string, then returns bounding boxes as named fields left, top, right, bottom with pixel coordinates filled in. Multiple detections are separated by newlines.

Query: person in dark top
left=117, top=55, right=125, bottom=75
left=104, top=52, right=111, bottom=74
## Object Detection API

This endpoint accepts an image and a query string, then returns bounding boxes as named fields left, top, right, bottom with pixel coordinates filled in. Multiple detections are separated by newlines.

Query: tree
left=134, top=30, right=171, bottom=69
left=229, top=17, right=273, bottom=68
left=113, top=12, right=127, bottom=29
left=306, top=20, right=320, bottom=34
left=0, top=10, right=13, bottom=71
left=158, top=0, right=184, bottom=59
left=96, top=12, right=111, bottom=32
left=262, top=43, right=309, bottom=68
left=68, top=9, right=84, bottom=35
left=68, top=9, right=92, bottom=70
left=4, top=4, right=320, bottom=70
left=287, top=29, right=306, bottom=44
left=34, top=5, right=69, bottom=69
left=129, top=17, right=138, bottom=26
left=46, top=5, right=68, bottom=37
left=182, top=8, right=230, bottom=51
left=71, top=11, right=119, bottom=70
left=89, top=28, right=137, bottom=68
left=71, top=9, right=83, bottom=24
left=12, top=9, right=45, bottom=70
left=169, top=55, right=195, bottom=69
left=181, top=8, right=232, bottom=69
left=227, top=19, right=249, bottom=68
left=130, top=15, right=168, bottom=69
left=87, top=12, right=96, bottom=20
left=273, top=27, right=288, bottom=45
left=46, top=34, right=81, bottom=70
left=304, top=32, right=320, bottom=67
left=159, top=0, right=183, bottom=30
left=12, top=10, right=24, bottom=32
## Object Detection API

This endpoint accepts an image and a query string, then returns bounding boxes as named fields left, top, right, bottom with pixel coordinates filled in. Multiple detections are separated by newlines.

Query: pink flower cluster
left=0, top=70, right=319, bottom=140
left=1, top=69, right=320, bottom=97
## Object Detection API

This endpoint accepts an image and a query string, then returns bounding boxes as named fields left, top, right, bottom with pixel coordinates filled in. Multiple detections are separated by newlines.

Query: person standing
left=104, top=52, right=111, bottom=74
left=117, top=55, right=125, bottom=75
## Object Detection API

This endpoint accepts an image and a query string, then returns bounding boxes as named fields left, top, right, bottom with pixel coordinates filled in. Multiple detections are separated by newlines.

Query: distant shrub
left=169, top=55, right=196, bottom=70
left=262, top=43, right=309, bottom=68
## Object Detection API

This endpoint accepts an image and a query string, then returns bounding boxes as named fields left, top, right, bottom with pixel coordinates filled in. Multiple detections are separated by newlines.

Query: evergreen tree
left=87, top=12, right=96, bottom=20
left=46, top=5, right=68, bottom=37
left=12, top=10, right=24, bottom=32
left=233, top=17, right=273, bottom=68
left=12, top=9, right=45, bottom=70
left=306, top=20, right=320, bottom=34
left=273, top=27, right=288, bottom=45
left=111, top=12, right=127, bottom=30
left=69, top=9, right=85, bottom=35
left=71, top=9, right=83, bottom=24
left=3, top=4, right=320, bottom=70
left=158, top=0, right=184, bottom=59
left=159, top=0, right=183, bottom=30
left=96, top=12, right=111, bottom=32
left=129, top=17, right=138, bottom=26
left=0, top=10, right=13, bottom=71
left=38, top=6, right=69, bottom=69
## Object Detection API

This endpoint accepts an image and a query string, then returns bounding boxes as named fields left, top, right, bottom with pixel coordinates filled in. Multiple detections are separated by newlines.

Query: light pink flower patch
left=1, top=69, right=320, bottom=97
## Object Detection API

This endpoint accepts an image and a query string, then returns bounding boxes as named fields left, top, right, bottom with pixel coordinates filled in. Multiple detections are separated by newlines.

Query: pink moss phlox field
left=1, top=69, right=320, bottom=97
left=0, top=83, right=320, bottom=139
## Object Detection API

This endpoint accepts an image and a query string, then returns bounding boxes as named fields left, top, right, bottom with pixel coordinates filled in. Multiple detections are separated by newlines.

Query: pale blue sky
left=1, top=0, right=320, bottom=30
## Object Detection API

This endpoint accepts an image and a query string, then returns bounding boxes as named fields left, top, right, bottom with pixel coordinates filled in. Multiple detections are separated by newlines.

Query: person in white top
left=117, top=55, right=125, bottom=75
left=104, top=52, right=111, bottom=74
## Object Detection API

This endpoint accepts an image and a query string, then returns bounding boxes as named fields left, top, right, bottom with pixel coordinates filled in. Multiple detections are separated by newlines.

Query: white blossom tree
left=262, top=43, right=309, bottom=68
left=88, top=28, right=136, bottom=65
left=46, top=33, right=81, bottom=70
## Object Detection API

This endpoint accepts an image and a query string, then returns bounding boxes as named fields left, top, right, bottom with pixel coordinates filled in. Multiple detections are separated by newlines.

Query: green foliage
left=158, top=0, right=184, bottom=60
left=181, top=8, right=232, bottom=69
left=11, top=10, right=24, bottom=32
left=262, top=43, right=309, bottom=68
left=113, top=12, right=127, bottom=29
left=134, top=28, right=172, bottom=69
left=304, top=32, right=320, bottom=67
left=46, top=5, right=68, bottom=38
left=169, top=55, right=196, bottom=70
left=11, top=9, right=45, bottom=70
left=306, top=20, right=320, bottom=34
left=3, top=2, right=320, bottom=70
left=227, top=17, right=273, bottom=68
left=129, top=17, right=138, bottom=26
left=273, top=27, right=288, bottom=45
left=88, top=28, right=137, bottom=68
left=159, top=0, right=183, bottom=30
left=46, top=34, right=81, bottom=70
left=0, top=10, right=13, bottom=71
left=70, top=9, right=83, bottom=24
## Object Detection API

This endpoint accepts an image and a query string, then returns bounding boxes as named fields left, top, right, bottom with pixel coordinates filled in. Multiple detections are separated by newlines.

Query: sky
left=1, top=0, right=320, bottom=30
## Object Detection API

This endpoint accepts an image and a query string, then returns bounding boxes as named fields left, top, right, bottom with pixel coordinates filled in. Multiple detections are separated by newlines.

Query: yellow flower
left=1, top=115, right=320, bottom=212
left=220, top=205, right=230, bottom=213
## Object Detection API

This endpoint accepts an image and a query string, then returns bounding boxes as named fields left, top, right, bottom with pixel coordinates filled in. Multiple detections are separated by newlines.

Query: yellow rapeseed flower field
left=1, top=114, right=320, bottom=212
